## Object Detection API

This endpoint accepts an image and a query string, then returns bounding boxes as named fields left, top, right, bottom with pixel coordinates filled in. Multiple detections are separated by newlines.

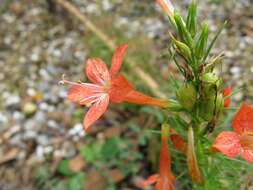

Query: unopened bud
left=200, top=72, right=222, bottom=97
left=171, top=37, right=191, bottom=58
left=199, top=93, right=224, bottom=121
left=176, top=82, right=197, bottom=111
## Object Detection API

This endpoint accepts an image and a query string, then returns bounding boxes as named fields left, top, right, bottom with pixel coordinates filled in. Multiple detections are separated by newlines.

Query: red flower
left=140, top=124, right=176, bottom=190
left=169, top=128, right=186, bottom=153
left=223, top=86, right=232, bottom=107
left=60, top=43, right=169, bottom=131
left=212, top=102, right=253, bottom=163
left=156, top=0, right=174, bottom=17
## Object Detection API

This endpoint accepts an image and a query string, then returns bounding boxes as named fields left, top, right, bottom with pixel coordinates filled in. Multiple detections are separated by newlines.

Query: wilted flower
left=187, top=127, right=204, bottom=185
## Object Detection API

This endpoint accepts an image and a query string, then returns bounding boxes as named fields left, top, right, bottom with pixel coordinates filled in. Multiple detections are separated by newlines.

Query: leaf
left=195, top=23, right=209, bottom=60
left=141, top=106, right=164, bottom=123
left=186, top=0, right=198, bottom=37
left=66, top=172, right=85, bottom=190
left=174, top=12, right=194, bottom=48
left=101, top=137, right=121, bottom=160
left=69, top=155, right=87, bottom=173
left=203, top=21, right=227, bottom=61
left=128, top=122, right=141, bottom=132
left=80, top=146, right=95, bottom=162
left=171, top=36, right=192, bottom=57
left=57, top=160, right=75, bottom=176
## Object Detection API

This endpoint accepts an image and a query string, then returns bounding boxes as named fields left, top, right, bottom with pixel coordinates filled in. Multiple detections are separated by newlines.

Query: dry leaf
left=83, top=169, right=107, bottom=190
left=0, top=148, right=19, bottom=164
left=69, top=155, right=86, bottom=173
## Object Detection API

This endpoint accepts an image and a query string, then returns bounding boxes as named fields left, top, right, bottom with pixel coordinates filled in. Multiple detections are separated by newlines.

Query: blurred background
left=0, top=0, right=253, bottom=189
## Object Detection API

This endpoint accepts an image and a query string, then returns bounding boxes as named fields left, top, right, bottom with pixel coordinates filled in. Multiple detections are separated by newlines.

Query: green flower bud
left=199, top=72, right=222, bottom=96
left=176, top=82, right=197, bottom=111
left=171, top=37, right=191, bottom=58
left=199, top=93, right=224, bottom=121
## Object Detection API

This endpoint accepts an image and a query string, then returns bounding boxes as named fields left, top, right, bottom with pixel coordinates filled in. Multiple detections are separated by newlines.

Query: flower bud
left=171, top=36, right=191, bottom=58
left=187, top=127, right=204, bottom=185
left=199, top=93, right=224, bottom=121
left=176, top=82, right=197, bottom=111
left=156, top=0, right=174, bottom=17
left=199, top=72, right=222, bottom=96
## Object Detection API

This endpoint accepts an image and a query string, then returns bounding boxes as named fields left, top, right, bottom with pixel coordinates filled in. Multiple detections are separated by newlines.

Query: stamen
left=58, top=74, right=67, bottom=85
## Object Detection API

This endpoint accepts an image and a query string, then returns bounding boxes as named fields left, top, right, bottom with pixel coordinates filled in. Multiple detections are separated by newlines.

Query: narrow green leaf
left=203, top=21, right=227, bottom=61
left=186, top=0, right=198, bottom=37
left=168, top=15, right=177, bottom=29
left=216, top=154, right=253, bottom=168
left=195, top=23, right=209, bottom=59
left=174, top=12, right=194, bottom=48
left=172, top=56, right=185, bottom=76
left=225, top=87, right=244, bottom=99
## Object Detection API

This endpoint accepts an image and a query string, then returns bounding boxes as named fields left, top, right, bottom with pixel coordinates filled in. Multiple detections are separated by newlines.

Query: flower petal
left=223, top=86, right=231, bottom=107
left=169, top=128, right=186, bottom=153
left=139, top=174, right=160, bottom=187
left=232, top=102, right=253, bottom=134
left=155, top=177, right=175, bottom=190
left=110, top=43, right=128, bottom=78
left=109, top=74, right=133, bottom=103
left=67, top=83, right=103, bottom=104
left=242, top=150, right=253, bottom=163
left=156, top=0, right=174, bottom=17
left=86, top=58, right=110, bottom=85
left=123, top=90, right=169, bottom=107
left=212, top=131, right=242, bottom=157
left=83, top=94, right=110, bottom=131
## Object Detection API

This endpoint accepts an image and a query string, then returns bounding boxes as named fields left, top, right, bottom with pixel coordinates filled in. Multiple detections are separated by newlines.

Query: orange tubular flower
left=60, top=43, right=169, bottom=131
left=169, top=128, right=186, bottom=153
left=212, top=102, right=253, bottom=163
left=187, top=127, right=204, bottom=185
left=140, top=124, right=176, bottom=190
left=156, top=0, right=174, bottom=17
left=223, top=86, right=232, bottom=107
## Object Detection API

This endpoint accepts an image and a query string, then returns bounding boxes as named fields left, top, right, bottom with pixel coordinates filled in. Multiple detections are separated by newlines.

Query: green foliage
left=65, top=172, right=85, bottom=190
left=80, top=136, right=142, bottom=175
left=35, top=167, right=67, bottom=190
left=57, top=160, right=75, bottom=176
left=141, top=106, right=165, bottom=123
left=186, top=0, right=198, bottom=38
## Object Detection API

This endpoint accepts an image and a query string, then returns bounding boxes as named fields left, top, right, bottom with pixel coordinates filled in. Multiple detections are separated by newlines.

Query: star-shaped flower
left=60, top=43, right=169, bottom=131
left=212, top=102, right=253, bottom=163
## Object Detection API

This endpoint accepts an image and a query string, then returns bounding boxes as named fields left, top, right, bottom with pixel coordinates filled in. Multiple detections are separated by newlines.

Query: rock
left=4, top=93, right=20, bottom=107
left=13, top=111, right=25, bottom=121
left=0, top=112, right=8, bottom=125
left=23, top=102, right=37, bottom=116
left=68, top=123, right=85, bottom=136
left=37, top=135, right=49, bottom=146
